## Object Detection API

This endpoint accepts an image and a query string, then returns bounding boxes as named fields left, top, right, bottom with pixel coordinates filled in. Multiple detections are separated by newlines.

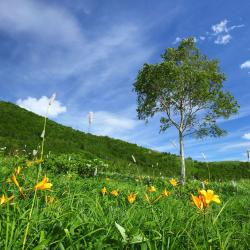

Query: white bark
left=179, top=130, right=186, bottom=185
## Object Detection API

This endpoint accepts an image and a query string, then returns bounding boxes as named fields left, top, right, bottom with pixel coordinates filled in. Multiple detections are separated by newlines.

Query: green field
left=0, top=101, right=250, bottom=249
left=0, top=154, right=250, bottom=249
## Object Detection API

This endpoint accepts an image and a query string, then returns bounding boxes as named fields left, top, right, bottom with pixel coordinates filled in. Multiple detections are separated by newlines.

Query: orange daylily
left=14, top=166, right=22, bottom=175
left=147, top=186, right=156, bottom=192
left=169, top=178, right=177, bottom=187
left=11, top=175, right=25, bottom=196
left=101, top=187, right=107, bottom=195
left=191, top=194, right=207, bottom=210
left=0, top=194, right=14, bottom=205
left=162, top=189, right=170, bottom=197
left=199, top=189, right=221, bottom=204
left=127, top=193, right=137, bottom=204
left=35, top=176, right=52, bottom=190
left=192, top=189, right=220, bottom=211
left=111, top=190, right=119, bottom=197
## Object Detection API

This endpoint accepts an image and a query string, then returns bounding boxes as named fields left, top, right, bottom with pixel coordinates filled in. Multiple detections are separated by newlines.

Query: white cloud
left=16, top=96, right=67, bottom=117
left=0, top=0, right=84, bottom=46
left=243, top=133, right=250, bottom=140
left=240, top=60, right=250, bottom=69
left=92, top=111, right=138, bottom=135
left=211, top=19, right=243, bottom=45
left=199, top=36, right=206, bottom=41
left=214, top=34, right=232, bottom=44
left=212, top=19, right=228, bottom=34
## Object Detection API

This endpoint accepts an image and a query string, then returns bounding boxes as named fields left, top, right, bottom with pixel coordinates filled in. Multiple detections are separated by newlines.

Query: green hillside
left=0, top=101, right=249, bottom=179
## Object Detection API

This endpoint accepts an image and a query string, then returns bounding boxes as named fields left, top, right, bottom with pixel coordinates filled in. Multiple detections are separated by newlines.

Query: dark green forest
left=0, top=101, right=249, bottom=180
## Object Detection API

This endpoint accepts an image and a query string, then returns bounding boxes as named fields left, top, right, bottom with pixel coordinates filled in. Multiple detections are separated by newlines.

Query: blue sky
left=0, top=0, right=250, bottom=161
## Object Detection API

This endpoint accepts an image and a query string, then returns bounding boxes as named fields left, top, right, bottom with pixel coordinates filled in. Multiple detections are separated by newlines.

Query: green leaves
left=134, top=37, right=239, bottom=138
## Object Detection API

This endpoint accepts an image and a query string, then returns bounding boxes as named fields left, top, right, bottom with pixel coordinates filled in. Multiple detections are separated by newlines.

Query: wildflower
left=14, top=166, right=22, bottom=175
left=147, top=186, right=156, bottom=192
left=127, top=193, right=137, bottom=204
left=191, top=194, right=207, bottom=210
left=111, top=190, right=119, bottom=197
left=161, top=189, right=170, bottom=197
left=0, top=194, right=14, bottom=205
left=191, top=189, right=220, bottom=211
left=11, top=175, right=24, bottom=196
left=35, top=176, right=52, bottom=190
left=169, top=178, right=177, bottom=187
left=101, top=187, right=107, bottom=195
left=199, top=189, right=221, bottom=204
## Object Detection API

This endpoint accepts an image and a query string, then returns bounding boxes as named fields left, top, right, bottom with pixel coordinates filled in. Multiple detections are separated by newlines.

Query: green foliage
left=44, top=153, right=109, bottom=177
left=133, top=37, right=239, bottom=138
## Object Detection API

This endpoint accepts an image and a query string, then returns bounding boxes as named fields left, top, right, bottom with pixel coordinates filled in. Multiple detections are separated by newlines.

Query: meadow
left=0, top=101, right=250, bottom=249
left=0, top=153, right=250, bottom=250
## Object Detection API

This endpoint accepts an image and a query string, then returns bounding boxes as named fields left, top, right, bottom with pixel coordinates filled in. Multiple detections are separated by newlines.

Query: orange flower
left=191, top=194, right=207, bottom=210
left=147, top=186, right=156, bottom=192
left=199, top=189, right=221, bottom=204
left=101, top=187, right=107, bottom=195
left=191, top=189, right=220, bottom=211
left=169, top=178, right=177, bottom=187
left=111, top=190, right=119, bottom=197
left=35, top=176, right=52, bottom=190
left=0, top=194, right=14, bottom=205
left=161, top=189, right=170, bottom=197
left=11, top=175, right=24, bottom=196
left=127, top=193, right=137, bottom=204
left=14, top=166, right=22, bottom=175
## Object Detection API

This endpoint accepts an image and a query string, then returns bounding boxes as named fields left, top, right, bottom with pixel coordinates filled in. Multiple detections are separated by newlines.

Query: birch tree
left=133, top=38, right=239, bottom=184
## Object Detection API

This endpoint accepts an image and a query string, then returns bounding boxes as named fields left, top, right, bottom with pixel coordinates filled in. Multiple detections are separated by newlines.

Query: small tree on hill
left=133, top=38, right=239, bottom=184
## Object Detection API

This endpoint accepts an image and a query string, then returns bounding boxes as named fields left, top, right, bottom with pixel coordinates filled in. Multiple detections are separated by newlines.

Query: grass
left=0, top=161, right=250, bottom=249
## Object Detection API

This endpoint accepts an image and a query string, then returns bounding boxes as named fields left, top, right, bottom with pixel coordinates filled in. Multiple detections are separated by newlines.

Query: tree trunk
left=179, top=131, right=186, bottom=185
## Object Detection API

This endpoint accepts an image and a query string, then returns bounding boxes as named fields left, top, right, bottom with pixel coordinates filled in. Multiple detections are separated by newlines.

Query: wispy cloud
left=214, top=34, right=232, bottom=45
left=173, top=19, right=244, bottom=46
left=243, top=133, right=250, bottom=140
left=210, top=19, right=244, bottom=45
left=0, top=0, right=84, bottom=46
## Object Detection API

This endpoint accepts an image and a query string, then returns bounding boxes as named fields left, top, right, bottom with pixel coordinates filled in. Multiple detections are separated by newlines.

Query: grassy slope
left=0, top=101, right=250, bottom=180
left=0, top=101, right=181, bottom=174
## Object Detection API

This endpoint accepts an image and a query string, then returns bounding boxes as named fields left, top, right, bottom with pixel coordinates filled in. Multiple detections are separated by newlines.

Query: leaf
left=131, top=233, right=148, bottom=244
left=115, top=222, right=129, bottom=243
